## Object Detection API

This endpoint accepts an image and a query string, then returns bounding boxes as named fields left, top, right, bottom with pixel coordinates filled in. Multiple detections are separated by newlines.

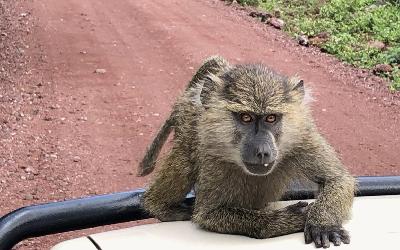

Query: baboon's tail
left=137, top=116, right=174, bottom=176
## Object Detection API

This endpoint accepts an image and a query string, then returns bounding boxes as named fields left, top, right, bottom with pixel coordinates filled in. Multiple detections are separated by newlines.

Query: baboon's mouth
left=244, top=162, right=275, bottom=176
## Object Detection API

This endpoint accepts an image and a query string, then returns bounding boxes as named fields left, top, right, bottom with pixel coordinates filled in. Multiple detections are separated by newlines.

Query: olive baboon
left=138, top=56, right=356, bottom=248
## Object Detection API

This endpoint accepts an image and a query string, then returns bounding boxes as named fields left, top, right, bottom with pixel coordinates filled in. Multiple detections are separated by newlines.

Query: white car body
left=52, top=195, right=400, bottom=250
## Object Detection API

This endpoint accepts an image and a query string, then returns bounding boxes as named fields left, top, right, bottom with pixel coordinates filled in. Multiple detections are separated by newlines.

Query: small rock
left=260, top=13, right=271, bottom=23
left=80, top=50, right=87, bottom=54
left=309, top=38, right=326, bottom=47
left=249, top=11, right=271, bottom=22
left=308, top=32, right=330, bottom=46
left=366, top=4, right=378, bottom=11
left=372, top=64, right=393, bottom=74
left=24, top=167, right=38, bottom=175
left=49, top=104, right=60, bottom=109
left=368, top=40, right=386, bottom=50
left=249, top=11, right=259, bottom=17
left=297, top=35, right=309, bottom=46
left=315, top=32, right=330, bottom=39
left=273, top=9, right=281, bottom=18
left=20, top=13, right=28, bottom=17
left=308, top=37, right=325, bottom=46
left=45, top=176, right=54, bottom=181
left=268, top=18, right=285, bottom=29
left=320, top=47, right=329, bottom=53
left=94, top=69, right=106, bottom=74
left=23, top=194, right=34, bottom=201
left=153, top=113, right=160, bottom=117
left=73, top=156, right=81, bottom=162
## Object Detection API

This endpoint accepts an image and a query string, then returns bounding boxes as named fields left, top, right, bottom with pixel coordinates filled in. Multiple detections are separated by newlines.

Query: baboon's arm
left=143, top=148, right=197, bottom=221
left=193, top=202, right=308, bottom=239
left=294, top=136, right=356, bottom=248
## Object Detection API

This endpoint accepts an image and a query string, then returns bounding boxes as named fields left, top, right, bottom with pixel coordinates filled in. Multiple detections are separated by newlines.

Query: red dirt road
left=1, top=0, right=400, bottom=249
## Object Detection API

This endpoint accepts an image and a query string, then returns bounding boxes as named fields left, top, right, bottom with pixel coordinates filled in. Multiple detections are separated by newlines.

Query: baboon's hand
left=304, top=224, right=350, bottom=248
left=285, top=201, right=309, bottom=215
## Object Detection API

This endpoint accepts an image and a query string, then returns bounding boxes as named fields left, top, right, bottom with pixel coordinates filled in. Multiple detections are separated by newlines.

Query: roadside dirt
left=1, top=0, right=399, bottom=249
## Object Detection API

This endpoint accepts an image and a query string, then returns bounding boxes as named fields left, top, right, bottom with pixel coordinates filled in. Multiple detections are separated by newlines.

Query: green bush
left=255, top=0, right=400, bottom=90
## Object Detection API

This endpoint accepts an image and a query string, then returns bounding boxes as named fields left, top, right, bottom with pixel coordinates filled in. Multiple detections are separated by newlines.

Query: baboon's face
left=232, top=112, right=281, bottom=176
left=219, top=65, right=304, bottom=176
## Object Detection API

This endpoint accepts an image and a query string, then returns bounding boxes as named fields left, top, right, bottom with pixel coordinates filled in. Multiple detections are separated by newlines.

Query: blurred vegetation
left=236, top=0, right=400, bottom=90
left=237, top=0, right=261, bottom=6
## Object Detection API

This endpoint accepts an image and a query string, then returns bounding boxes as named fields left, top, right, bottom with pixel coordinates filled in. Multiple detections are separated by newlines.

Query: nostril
left=256, top=151, right=270, bottom=161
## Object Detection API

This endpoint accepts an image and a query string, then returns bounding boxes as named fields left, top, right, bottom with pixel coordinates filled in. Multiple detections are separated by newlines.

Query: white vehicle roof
left=52, top=195, right=400, bottom=250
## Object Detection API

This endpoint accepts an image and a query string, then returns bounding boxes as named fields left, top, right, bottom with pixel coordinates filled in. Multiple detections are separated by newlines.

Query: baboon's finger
left=305, top=226, right=313, bottom=244
left=321, top=232, right=330, bottom=248
left=312, top=228, right=323, bottom=248
left=339, top=229, right=350, bottom=244
left=329, top=232, right=341, bottom=246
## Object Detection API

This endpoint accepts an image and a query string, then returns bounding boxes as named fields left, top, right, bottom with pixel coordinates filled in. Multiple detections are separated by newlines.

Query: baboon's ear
left=288, top=77, right=305, bottom=98
left=200, top=73, right=224, bottom=105
left=286, top=77, right=306, bottom=103
left=292, top=79, right=304, bottom=94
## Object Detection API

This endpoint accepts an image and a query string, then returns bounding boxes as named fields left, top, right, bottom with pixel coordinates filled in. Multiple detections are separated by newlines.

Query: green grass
left=246, top=0, right=400, bottom=90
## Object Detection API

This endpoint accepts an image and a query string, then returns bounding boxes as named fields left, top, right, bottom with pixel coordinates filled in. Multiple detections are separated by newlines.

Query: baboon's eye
left=240, top=113, right=253, bottom=123
left=265, top=114, right=277, bottom=123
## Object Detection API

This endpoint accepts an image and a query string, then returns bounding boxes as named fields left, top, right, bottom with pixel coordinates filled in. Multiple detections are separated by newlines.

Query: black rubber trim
left=0, top=189, right=151, bottom=250
left=87, top=236, right=102, bottom=250
left=0, top=176, right=399, bottom=250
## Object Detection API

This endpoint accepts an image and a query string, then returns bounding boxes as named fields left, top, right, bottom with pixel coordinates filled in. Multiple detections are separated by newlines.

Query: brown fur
left=137, top=56, right=230, bottom=176
left=140, top=56, right=356, bottom=247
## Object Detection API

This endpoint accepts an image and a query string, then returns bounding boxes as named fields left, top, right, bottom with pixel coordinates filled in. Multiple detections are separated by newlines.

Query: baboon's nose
left=256, top=145, right=272, bottom=164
